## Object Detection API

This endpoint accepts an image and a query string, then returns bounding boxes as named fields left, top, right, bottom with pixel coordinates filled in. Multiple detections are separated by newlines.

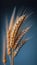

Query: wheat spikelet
left=15, top=16, right=19, bottom=22
left=13, top=26, right=31, bottom=49
left=10, top=15, right=26, bottom=48
left=7, top=30, right=11, bottom=55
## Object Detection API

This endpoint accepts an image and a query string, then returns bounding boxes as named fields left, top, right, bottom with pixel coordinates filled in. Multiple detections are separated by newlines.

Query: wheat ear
left=10, top=15, right=26, bottom=48
left=6, top=7, right=16, bottom=55
left=7, top=7, right=16, bottom=55
left=13, top=26, right=31, bottom=49
left=13, top=37, right=31, bottom=57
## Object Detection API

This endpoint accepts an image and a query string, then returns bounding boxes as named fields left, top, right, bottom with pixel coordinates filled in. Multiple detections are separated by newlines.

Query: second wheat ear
left=13, top=37, right=31, bottom=57
left=13, top=26, right=31, bottom=50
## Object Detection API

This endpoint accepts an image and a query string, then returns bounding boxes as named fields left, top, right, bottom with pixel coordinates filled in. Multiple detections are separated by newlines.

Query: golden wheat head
left=10, top=15, right=26, bottom=48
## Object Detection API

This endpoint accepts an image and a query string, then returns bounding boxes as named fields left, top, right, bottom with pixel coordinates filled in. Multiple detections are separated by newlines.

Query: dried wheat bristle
left=9, top=7, right=16, bottom=31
